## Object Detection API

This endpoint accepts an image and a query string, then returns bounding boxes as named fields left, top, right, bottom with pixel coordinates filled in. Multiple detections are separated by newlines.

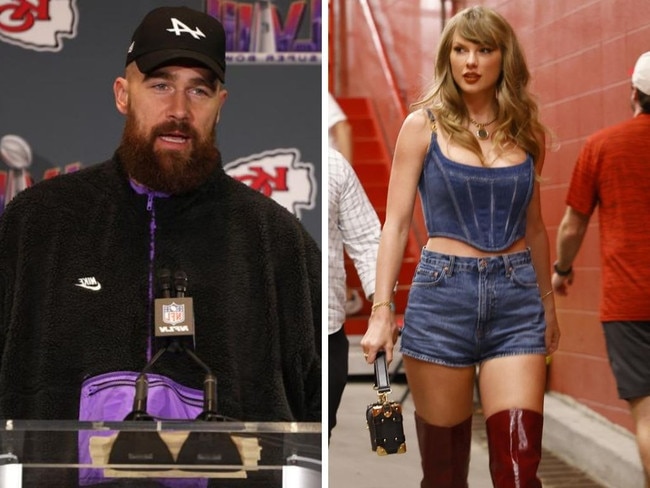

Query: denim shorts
left=400, top=248, right=547, bottom=367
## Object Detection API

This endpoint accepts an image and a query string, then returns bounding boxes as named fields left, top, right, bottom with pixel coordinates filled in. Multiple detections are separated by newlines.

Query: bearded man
left=0, top=7, right=321, bottom=487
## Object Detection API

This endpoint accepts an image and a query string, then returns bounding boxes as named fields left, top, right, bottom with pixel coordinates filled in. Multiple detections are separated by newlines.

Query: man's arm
left=337, top=158, right=381, bottom=301
left=328, top=94, right=353, bottom=162
left=330, top=120, right=353, bottom=163
left=552, top=206, right=591, bottom=295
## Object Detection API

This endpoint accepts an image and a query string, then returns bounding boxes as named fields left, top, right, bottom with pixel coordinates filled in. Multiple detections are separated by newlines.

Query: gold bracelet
left=541, top=290, right=553, bottom=300
left=371, top=301, right=394, bottom=312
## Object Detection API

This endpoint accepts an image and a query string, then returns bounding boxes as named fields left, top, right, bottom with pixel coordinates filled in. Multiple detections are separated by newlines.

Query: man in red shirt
left=553, top=51, right=650, bottom=484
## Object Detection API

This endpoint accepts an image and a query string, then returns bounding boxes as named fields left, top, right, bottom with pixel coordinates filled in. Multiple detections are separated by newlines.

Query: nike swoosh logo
left=75, top=282, right=102, bottom=291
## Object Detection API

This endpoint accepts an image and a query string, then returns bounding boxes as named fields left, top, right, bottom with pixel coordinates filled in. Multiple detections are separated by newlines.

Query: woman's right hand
left=360, top=307, right=398, bottom=364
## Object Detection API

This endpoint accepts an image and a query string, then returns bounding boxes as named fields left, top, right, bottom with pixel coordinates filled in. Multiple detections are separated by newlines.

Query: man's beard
left=117, top=115, right=221, bottom=195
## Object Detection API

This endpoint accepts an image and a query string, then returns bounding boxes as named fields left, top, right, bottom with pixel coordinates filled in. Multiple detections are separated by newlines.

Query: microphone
left=201, top=373, right=218, bottom=419
left=109, top=269, right=225, bottom=469
left=108, top=347, right=174, bottom=468
left=126, top=373, right=151, bottom=421
left=114, top=269, right=176, bottom=424
left=155, top=269, right=215, bottom=418
left=154, top=269, right=195, bottom=350
left=176, top=368, right=243, bottom=471
left=122, top=344, right=167, bottom=421
left=158, top=268, right=172, bottom=298
left=116, top=268, right=240, bottom=471
left=181, top=351, right=219, bottom=421
left=174, top=270, right=188, bottom=297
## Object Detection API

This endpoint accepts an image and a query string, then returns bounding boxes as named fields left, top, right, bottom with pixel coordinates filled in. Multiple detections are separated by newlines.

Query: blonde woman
left=361, top=6, right=560, bottom=487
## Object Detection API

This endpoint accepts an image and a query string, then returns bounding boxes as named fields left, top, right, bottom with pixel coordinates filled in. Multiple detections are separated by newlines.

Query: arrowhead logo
left=0, top=0, right=79, bottom=52
left=224, top=148, right=317, bottom=218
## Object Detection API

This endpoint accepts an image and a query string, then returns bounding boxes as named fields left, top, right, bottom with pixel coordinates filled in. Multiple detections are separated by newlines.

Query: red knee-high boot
left=414, top=411, right=472, bottom=488
left=485, top=409, right=543, bottom=488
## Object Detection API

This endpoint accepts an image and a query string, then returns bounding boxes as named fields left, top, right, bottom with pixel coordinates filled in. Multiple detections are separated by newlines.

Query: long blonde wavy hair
left=412, top=6, right=546, bottom=166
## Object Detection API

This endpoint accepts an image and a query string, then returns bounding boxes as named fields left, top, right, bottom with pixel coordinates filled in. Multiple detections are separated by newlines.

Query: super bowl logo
left=0, top=0, right=78, bottom=51
left=162, top=302, right=185, bottom=326
left=0, top=133, right=82, bottom=213
left=207, top=0, right=321, bottom=64
left=0, top=134, right=32, bottom=210
left=224, top=148, right=316, bottom=218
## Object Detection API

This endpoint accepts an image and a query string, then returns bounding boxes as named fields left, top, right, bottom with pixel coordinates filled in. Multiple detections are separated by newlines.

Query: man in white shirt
left=328, top=149, right=381, bottom=438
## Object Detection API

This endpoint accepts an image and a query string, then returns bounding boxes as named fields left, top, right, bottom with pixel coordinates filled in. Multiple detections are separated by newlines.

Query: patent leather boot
left=414, top=411, right=472, bottom=488
left=485, top=409, right=543, bottom=488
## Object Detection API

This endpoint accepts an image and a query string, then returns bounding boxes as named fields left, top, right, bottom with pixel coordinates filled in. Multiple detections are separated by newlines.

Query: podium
left=0, top=419, right=321, bottom=487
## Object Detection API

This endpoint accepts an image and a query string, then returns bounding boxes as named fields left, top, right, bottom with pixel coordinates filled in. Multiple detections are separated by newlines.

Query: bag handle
left=373, top=351, right=391, bottom=394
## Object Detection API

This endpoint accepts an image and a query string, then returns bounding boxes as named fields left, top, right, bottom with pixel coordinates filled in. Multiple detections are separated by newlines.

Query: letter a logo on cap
left=166, top=17, right=205, bottom=40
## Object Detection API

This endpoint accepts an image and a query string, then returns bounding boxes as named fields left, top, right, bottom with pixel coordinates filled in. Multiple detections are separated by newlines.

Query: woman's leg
left=479, top=354, right=547, bottom=488
left=404, top=356, right=476, bottom=488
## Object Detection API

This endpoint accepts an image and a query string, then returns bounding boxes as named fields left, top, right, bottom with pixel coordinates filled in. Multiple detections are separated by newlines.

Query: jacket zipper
left=146, top=191, right=157, bottom=360
left=85, top=377, right=202, bottom=406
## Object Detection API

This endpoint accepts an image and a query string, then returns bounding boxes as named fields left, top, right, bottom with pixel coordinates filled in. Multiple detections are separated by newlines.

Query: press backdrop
left=0, top=0, right=322, bottom=244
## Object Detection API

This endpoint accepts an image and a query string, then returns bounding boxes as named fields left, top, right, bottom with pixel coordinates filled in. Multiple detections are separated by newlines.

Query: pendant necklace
left=469, top=116, right=497, bottom=140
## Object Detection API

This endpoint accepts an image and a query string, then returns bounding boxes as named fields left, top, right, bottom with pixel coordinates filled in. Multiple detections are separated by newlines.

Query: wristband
left=553, top=261, right=573, bottom=277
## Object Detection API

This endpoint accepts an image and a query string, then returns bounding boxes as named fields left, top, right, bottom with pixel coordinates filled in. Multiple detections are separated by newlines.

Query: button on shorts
left=400, top=248, right=547, bottom=367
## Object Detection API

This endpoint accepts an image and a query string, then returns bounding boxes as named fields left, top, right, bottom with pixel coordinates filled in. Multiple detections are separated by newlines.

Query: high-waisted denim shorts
left=400, top=248, right=547, bottom=367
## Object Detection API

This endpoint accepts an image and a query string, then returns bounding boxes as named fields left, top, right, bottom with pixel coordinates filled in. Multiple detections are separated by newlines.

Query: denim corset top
left=418, top=132, right=534, bottom=252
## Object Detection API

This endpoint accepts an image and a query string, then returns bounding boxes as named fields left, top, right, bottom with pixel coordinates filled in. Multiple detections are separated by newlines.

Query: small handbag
left=365, top=351, right=407, bottom=455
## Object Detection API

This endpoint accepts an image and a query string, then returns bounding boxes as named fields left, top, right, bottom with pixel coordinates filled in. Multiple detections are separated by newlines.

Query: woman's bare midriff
left=425, top=236, right=527, bottom=258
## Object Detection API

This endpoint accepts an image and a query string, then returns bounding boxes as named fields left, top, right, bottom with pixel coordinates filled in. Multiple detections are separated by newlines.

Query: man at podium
left=0, top=6, right=321, bottom=487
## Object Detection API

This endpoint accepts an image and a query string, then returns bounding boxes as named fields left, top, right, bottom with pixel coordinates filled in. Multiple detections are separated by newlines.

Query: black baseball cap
left=126, top=7, right=226, bottom=82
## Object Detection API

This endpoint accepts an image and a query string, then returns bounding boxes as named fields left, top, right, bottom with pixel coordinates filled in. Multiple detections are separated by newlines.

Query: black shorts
left=603, top=321, right=650, bottom=400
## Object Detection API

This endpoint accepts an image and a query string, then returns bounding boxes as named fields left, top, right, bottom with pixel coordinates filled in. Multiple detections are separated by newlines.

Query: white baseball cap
left=632, top=51, right=650, bottom=95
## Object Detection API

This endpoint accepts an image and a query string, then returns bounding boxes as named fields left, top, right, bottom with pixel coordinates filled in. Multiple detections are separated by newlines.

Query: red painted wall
left=332, top=0, right=650, bottom=432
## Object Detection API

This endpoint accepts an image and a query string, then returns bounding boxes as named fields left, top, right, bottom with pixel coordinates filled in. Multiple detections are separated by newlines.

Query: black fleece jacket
left=0, top=157, right=321, bottom=423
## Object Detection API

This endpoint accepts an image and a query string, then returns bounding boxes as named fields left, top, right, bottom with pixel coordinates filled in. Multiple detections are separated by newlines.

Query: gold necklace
left=469, top=117, right=497, bottom=140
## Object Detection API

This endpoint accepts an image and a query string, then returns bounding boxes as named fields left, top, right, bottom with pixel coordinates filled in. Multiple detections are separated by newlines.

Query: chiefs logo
left=0, top=0, right=78, bottom=52
left=224, top=148, right=317, bottom=218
